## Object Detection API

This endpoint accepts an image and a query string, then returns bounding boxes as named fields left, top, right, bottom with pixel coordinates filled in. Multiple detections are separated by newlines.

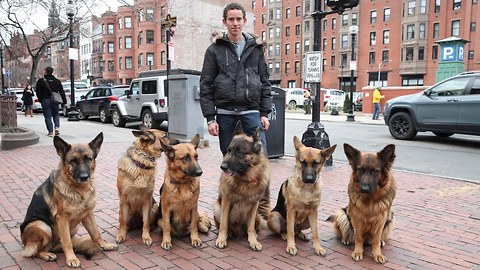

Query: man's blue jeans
left=40, top=99, right=60, bottom=133
left=373, top=103, right=381, bottom=119
left=216, top=112, right=268, bottom=156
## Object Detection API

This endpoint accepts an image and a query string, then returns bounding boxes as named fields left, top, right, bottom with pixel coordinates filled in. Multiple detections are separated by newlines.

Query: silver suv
left=383, top=71, right=480, bottom=140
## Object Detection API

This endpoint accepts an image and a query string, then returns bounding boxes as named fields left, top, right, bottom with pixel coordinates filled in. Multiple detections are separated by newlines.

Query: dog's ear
left=139, top=124, right=149, bottom=132
left=133, top=130, right=155, bottom=142
left=190, top=134, right=200, bottom=149
left=53, top=135, right=71, bottom=160
left=293, top=136, right=304, bottom=151
left=234, top=120, right=243, bottom=135
left=377, top=144, right=396, bottom=169
left=160, top=136, right=173, bottom=151
left=344, top=143, right=360, bottom=169
left=252, top=127, right=263, bottom=153
left=88, top=132, right=104, bottom=158
left=321, top=144, right=337, bottom=160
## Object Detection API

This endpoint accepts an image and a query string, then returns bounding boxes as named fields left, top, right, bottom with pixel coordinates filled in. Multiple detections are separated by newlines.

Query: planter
left=1, top=126, right=39, bottom=150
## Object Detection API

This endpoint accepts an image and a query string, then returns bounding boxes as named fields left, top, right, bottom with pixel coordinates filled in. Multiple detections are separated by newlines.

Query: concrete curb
left=0, top=126, right=39, bottom=150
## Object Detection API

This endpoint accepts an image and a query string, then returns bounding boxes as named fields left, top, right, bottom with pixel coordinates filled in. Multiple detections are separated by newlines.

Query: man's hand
left=260, top=116, right=270, bottom=131
left=208, top=122, right=219, bottom=136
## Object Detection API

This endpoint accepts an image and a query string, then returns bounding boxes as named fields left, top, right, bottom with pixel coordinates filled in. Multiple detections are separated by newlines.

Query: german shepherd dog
left=328, top=143, right=396, bottom=264
left=116, top=125, right=168, bottom=247
left=213, top=121, right=270, bottom=251
left=20, top=133, right=118, bottom=268
left=268, top=136, right=336, bottom=256
left=155, top=134, right=211, bottom=250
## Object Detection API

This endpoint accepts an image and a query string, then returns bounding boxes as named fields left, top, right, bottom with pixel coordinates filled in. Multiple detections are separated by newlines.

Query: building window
left=383, top=8, right=390, bottom=21
left=125, top=17, right=132, bottom=28
left=160, top=6, right=166, bottom=18
left=262, top=14, right=266, bottom=24
left=118, top=57, right=122, bottom=69
left=285, top=43, right=290, bottom=55
left=276, top=27, right=281, bottom=37
left=435, top=0, right=441, bottom=12
left=474, top=0, right=478, bottom=4
left=342, top=14, right=348, bottom=26
left=296, top=5, right=301, bottom=16
left=108, top=42, right=114, bottom=53
left=322, top=58, right=327, bottom=73
left=125, top=57, right=132, bottom=69
left=453, top=0, right=461, bottom=10
left=382, top=50, right=389, bottom=62
left=125, top=36, right=132, bottom=49
left=276, top=8, right=281, bottom=19
left=268, top=9, right=273, bottom=21
left=118, top=37, right=122, bottom=49
left=370, top=32, right=376, bottom=45
left=402, top=75, right=424, bottom=86
left=331, top=55, right=335, bottom=67
left=407, top=24, right=415, bottom=40
left=268, top=63, right=273, bottom=74
left=370, top=10, right=377, bottom=24
left=107, top=24, right=114, bottom=34
left=295, top=61, right=300, bottom=73
left=331, top=37, right=336, bottom=49
left=138, top=53, right=143, bottom=67
left=452, top=20, right=460, bottom=36
left=304, top=21, right=310, bottom=33
left=269, top=27, right=273, bottom=38
left=147, top=53, right=154, bottom=67
left=408, top=0, right=416, bottom=15
left=286, top=8, right=290, bottom=18
left=419, top=23, right=426, bottom=39
left=138, top=31, right=143, bottom=46
left=323, top=38, right=327, bottom=51
left=118, top=18, right=122, bottom=29
left=295, top=24, right=300, bottom=35
left=471, top=22, right=477, bottom=31
left=285, top=26, right=290, bottom=36
left=304, top=0, right=310, bottom=12
left=433, top=23, right=440, bottom=38
left=275, top=44, right=280, bottom=55
left=352, top=13, right=357, bottom=25
left=369, top=52, right=375, bottom=64
left=275, top=62, right=280, bottom=74
left=161, top=51, right=166, bottom=65
left=268, top=45, right=273, bottom=56
left=332, top=18, right=336, bottom=29
left=304, top=39, right=310, bottom=51
left=285, top=62, right=290, bottom=74
left=341, top=54, right=348, bottom=66
left=252, top=1, right=256, bottom=10
left=406, top=47, right=414, bottom=61
left=420, top=0, right=427, bottom=13
left=295, top=42, right=300, bottom=54
left=432, top=45, right=438, bottom=59
left=468, top=50, right=474, bottom=59
left=262, top=31, right=266, bottom=40
left=323, top=19, right=327, bottom=31
left=146, top=9, right=154, bottom=21
left=418, top=46, right=425, bottom=60
left=383, top=30, right=390, bottom=44
left=342, top=34, right=348, bottom=48
left=108, top=61, right=114, bottom=71
left=146, top=30, right=154, bottom=43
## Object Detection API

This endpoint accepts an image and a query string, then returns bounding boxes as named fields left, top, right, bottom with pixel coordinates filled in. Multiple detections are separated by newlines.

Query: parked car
left=285, top=88, right=307, bottom=109
left=322, top=89, right=345, bottom=109
left=77, top=85, right=129, bottom=123
left=383, top=71, right=480, bottom=140
left=10, top=88, right=25, bottom=110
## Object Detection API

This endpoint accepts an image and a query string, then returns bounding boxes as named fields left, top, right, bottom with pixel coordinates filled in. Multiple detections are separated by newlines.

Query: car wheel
left=388, top=112, right=417, bottom=140
left=142, top=108, right=160, bottom=129
left=433, top=132, right=454, bottom=137
left=99, top=107, right=111, bottom=123
left=112, top=108, right=126, bottom=127
left=288, top=100, right=297, bottom=109
left=78, top=108, right=89, bottom=120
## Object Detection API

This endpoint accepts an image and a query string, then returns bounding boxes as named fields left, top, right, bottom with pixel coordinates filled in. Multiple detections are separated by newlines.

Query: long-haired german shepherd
left=213, top=121, right=270, bottom=251
left=328, top=143, right=396, bottom=264
left=155, top=134, right=211, bottom=250
left=116, top=125, right=168, bottom=247
left=268, top=136, right=336, bottom=256
left=20, top=133, right=118, bottom=268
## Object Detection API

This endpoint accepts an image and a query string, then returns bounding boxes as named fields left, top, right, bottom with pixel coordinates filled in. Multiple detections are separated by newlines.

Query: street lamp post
left=0, top=45, right=5, bottom=94
left=339, top=64, right=345, bottom=91
left=66, top=0, right=79, bottom=121
left=377, top=59, right=390, bottom=87
left=346, top=25, right=358, bottom=122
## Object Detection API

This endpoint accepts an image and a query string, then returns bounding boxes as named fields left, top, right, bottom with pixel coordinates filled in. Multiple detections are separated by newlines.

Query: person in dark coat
left=22, top=83, right=35, bottom=117
left=35, top=67, right=67, bottom=137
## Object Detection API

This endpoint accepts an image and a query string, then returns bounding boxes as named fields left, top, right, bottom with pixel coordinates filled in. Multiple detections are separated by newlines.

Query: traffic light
left=326, top=0, right=360, bottom=13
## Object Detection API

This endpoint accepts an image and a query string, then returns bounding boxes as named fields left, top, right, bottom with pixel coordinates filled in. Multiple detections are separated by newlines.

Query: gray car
left=383, top=71, right=480, bottom=140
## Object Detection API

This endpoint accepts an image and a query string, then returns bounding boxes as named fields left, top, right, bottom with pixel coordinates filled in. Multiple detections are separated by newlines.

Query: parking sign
left=5, top=70, right=12, bottom=77
left=304, top=52, right=322, bottom=83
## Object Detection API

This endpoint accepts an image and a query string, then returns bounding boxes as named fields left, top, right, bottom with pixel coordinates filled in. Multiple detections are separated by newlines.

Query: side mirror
left=125, top=90, right=131, bottom=97
left=80, top=95, right=85, bottom=100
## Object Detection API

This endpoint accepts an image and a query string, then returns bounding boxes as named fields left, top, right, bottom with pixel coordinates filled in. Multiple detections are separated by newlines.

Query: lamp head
left=66, top=0, right=75, bottom=17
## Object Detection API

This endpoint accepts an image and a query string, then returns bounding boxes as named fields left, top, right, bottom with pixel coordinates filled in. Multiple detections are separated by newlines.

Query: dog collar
left=131, top=158, right=155, bottom=170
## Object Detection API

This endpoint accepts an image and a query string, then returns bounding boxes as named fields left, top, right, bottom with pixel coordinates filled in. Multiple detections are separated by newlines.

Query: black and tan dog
left=155, top=134, right=211, bottom=250
left=213, top=121, right=270, bottom=251
left=20, top=133, right=118, bottom=268
left=328, top=143, right=396, bottom=264
left=268, top=136, right=336, bottom=256
left=116, top=125, right=168, bottom=246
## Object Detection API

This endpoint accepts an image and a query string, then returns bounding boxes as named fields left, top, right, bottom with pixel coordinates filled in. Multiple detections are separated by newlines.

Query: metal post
left=0, top=45, right=5, bottom=93
left=166, top=28, right=171, bottom=96
left=346, top=25, right=358, bottom=122
left=67, top=0, right=79, bottom=121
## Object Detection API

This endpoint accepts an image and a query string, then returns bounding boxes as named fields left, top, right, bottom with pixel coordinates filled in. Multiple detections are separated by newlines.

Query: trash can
left=266, top=87, right=285, bottom=159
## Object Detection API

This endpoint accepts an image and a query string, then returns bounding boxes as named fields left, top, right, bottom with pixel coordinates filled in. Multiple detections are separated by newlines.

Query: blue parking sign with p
left=441, top=44, right=464, bottom=62
left=5, top=70, right=12, bottom=77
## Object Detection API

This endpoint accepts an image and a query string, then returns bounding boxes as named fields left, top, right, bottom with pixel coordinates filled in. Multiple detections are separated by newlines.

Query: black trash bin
left=266, top=87, right=285, bottom=159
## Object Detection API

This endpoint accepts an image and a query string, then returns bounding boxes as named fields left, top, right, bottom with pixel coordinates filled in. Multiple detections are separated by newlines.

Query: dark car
left=77, top=85, right=129, bottom=123
left=383, top=71, right=480, bottom=140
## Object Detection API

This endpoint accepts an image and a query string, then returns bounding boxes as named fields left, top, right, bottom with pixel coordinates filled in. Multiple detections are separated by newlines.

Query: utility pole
left=0, top=45, right=5, bottom=93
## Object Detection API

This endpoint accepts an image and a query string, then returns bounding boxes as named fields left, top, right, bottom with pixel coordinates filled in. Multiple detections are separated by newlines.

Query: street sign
left=168, top=41, right=174, bottom=61
left=304, top=52, right=322, bottom=83
left=5, top=70, right=12, bottom=77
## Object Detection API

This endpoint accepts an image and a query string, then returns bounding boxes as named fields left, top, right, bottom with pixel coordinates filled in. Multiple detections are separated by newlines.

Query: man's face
left=223, top=9, right=246, bottom=36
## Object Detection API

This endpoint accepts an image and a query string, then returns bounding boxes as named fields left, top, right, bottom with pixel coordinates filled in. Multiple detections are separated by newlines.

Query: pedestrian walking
left=22, top=83, right=35, bottom=117
left=304, top=90, right=311, bottom=114
left=200, top=2, right=272, bottom=156
left=35, top=67, right=67, bottom=137
left=372, top=87, right=385, bottom=120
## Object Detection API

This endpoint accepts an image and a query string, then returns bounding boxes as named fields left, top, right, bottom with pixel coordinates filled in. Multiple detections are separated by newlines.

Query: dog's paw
left=286, top=245, right=297, bottom=256
left=249, top=241, right=263, bottom=251
left=296, top=231, right=309, bottom=242
left=215, top=237, right=228, bottom=249
left=101, top=242, right=118, bottom=251
left=198, top=220, right=211, bottom=234
left=314, top=246, right=327, bottom=257
left=142, top=236, right=153, bottom=247
left=191, top=238, right=202, bottom=248
left=116, top=233, right=126, bottom=244
left=280, top=233, right=287, bottom=241
left=351, top=250, right=363, bottom=261
left=341, top=239, right=351, bottom=245
left=373, top=253, right=388, bottom=264
left=161, top=241, right=172, bottom=250
left=39, top=252, right=57, bottom=261
left=66, top=256, right=81, bottom=268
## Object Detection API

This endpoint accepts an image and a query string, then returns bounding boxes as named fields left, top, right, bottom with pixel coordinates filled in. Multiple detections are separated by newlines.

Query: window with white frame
left=453, top=0, right=461, bottom=10
left=370, top=32, right=376, bottom=45
left=408, top=0, right=415, bottom=15
left=370, top=10, right=377, bottom=23
left=125, top=17, right=132, bottom=28
left=125, top=36, right=132, bottom=49
left=285, top=43, right=290, bottom=55
left=452, top=20, right=460, bottom=36
left=420, top=0, right=427, bottom=13
left=383, top=30, right=390, bottom=44
left=433, top=23, right=440, bottom=38
left=304, top=39, right=310, bottom=51
left=407, top=24, right=415, bottom=40
left=384, top=8, right=390, bottom=21
left=419, top=23, right=426, bottom=39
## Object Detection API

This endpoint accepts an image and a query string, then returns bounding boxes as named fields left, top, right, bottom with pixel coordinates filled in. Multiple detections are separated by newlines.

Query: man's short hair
left=223, top=2, right=246, bottom=19
left=45, top=66, right=54, bottom=75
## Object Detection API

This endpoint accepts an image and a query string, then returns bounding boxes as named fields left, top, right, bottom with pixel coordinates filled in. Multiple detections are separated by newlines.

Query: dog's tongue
left=224, top=170, right=234, bottom=177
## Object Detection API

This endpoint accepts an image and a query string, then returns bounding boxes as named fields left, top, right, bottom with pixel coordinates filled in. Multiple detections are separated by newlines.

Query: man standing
left=372, top=87, right=385, bottom=120
left=35, top=67, right=67, bottom=137
left=200, top=2, right=272, bottom=156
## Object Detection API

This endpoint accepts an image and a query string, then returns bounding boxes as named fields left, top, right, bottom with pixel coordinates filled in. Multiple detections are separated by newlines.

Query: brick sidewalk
left=0, top=141, right=479, bottom=269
